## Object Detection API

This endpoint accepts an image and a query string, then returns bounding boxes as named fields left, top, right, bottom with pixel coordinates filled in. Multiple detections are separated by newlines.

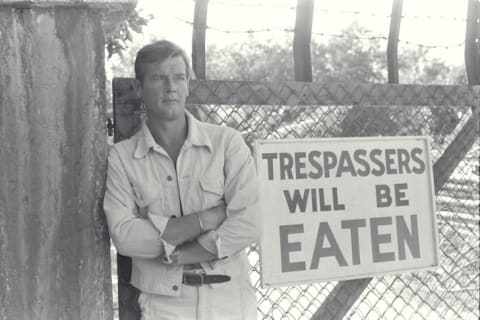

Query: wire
left=174, top=17, right=466, bottom=49
left=206, top=0, right=469, bottom=23
left=175, top=17, right=290, bottom=34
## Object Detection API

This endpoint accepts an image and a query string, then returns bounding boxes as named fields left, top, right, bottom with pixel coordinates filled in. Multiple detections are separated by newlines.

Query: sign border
left=253, top=136, right=440, bottom=288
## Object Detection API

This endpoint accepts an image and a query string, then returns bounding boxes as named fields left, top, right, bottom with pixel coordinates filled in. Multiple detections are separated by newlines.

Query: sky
left=125, top=0, right=470, bottom=67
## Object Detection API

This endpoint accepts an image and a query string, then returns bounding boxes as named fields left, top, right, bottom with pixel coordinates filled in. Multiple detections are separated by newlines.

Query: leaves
left=106, top=10, right=153, bottom=59
left=204, top=22, right=466, bottom=140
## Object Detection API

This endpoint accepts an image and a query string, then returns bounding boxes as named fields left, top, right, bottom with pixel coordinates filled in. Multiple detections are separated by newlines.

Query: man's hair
left=134, top=40, right=192, bottom=84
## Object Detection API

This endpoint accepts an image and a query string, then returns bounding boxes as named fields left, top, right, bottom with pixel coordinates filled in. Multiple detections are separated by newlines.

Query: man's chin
left=149, top=107, right=184, bottom=122
left=162, top=100, right=179, bottom=105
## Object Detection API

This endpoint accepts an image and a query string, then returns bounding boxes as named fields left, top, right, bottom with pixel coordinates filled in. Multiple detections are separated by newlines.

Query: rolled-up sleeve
left=213, top=131, right=261, bottom=259
left=197, top=230, right=221, bottom=256
left=103, top=146, right=166, bottom=259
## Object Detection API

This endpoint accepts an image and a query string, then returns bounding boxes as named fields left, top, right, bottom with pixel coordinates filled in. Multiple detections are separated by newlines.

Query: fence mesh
left=112, top=79, right=479, bottom=320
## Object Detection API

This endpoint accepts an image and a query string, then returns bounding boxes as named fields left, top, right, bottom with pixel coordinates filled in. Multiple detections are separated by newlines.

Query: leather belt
left=182, top=273, right=231, bottom=286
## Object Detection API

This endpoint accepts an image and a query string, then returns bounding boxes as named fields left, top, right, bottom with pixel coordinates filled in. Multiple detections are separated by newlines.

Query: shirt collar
left=133, top=111, right=212, bottom=159
left=185, top=111, right=212, bottom=151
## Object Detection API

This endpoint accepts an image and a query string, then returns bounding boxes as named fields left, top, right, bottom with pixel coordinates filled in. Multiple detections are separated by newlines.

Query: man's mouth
left=162, top=99, right=178, bottom=103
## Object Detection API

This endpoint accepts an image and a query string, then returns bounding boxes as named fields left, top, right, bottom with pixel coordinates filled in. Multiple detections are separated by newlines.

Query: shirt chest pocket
left=198, top=176, right=225, bottom=210
left=132, top=184, right=165, bottom=217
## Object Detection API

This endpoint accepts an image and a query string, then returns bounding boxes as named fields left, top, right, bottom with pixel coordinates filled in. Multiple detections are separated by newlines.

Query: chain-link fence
left=112, top=79, right=479, bottom=320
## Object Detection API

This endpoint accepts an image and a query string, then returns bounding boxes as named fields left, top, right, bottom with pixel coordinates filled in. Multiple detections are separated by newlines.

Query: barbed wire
left=174, top=17, right=465, bottom=49
left=205, top=0, right=470, bottom=23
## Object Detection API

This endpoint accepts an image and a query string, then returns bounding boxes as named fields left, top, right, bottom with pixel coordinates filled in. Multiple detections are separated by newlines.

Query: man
left=103, top=40, right=260, bottom=320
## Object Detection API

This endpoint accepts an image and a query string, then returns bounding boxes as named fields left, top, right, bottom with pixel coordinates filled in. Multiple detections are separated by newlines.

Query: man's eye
left=175, top=75, right=186, bottom=80
left=152, top=75, right=166, bottom=81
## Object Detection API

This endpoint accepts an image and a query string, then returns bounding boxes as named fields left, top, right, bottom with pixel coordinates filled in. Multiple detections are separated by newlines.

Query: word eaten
left=279, top=214, right=420, bottom=272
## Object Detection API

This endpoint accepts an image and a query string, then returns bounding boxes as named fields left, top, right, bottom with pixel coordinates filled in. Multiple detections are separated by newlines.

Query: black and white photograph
left=0, top=0, right=478, bottom=319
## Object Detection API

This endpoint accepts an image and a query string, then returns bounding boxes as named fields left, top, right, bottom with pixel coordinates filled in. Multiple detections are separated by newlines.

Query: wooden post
left=192, top=0, right=209, bottom=79
left=387, top=0, right=403, bottom=84
left=293, top=0, right=315, bottom=81
left=465, top=0, right=480, bottom=85
left=0, top=1, right=135, bottom=319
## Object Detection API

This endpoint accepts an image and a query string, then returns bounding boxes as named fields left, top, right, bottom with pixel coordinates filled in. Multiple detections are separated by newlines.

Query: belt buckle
left=183, top=271, right=205, bottom=286
left=198, top=273, right=205, bottom=286
left=182, top=271, right=231, bottom=286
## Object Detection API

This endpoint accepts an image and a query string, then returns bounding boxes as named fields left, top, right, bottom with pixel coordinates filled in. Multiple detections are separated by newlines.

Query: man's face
left=140, top=55, right=189, bottom=122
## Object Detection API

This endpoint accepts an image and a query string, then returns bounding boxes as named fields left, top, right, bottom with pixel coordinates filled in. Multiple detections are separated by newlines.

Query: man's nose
left=165, top=77, right=176, bottom=92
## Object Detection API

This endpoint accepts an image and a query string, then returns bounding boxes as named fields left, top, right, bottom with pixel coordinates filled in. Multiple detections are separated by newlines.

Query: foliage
left=205, top=23, right=467, bottom=142
left=105, top=9, right=154, bottom=116
left=107, top=20, right=468, bottom=141
left=311, top=23, right=387, bottom=83
left=106, top=9, right=153, bottom=59
left=206, top=23, right=466, bottom=85
left=207, top=36, right=294, bottom=81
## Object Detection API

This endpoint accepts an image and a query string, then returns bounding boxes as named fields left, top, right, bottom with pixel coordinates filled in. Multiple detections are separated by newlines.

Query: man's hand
left=196, top=203, right=226, bottom=231
left=175, top=240, right=217, bottom=265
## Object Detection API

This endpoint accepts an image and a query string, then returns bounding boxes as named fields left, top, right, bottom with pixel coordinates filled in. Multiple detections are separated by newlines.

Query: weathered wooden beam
left=465, top=0, right=480, bottom=85
left=311, top=278, right=372, bottom=320
left=186, top=80, right=479, bottom=107
left=112, top=78, right=479, bottom=108
left=387, top=0, right=403, bottom=84
left=293, top=0, right=315, bottom=81
left=433, top=105, right=480, bottom=193
left=192, top=0, right=209, bottom=79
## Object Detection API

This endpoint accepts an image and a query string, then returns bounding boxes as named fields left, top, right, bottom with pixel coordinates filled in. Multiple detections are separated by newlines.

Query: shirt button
left=166, top=175, right=173, bottom=181
left=172, top=285, right=178, bottom=291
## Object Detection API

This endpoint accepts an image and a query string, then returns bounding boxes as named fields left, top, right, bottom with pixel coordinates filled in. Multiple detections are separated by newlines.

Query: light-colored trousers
left=138, top=280, right=257, bottom=320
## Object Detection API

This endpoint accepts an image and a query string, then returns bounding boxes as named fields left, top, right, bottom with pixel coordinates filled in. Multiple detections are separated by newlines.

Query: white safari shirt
left=104, top=111, right=260, bottom=296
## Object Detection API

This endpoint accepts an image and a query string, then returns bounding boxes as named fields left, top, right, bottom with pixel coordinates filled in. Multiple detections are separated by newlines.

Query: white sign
left=254, top=136, right=439, bottom=288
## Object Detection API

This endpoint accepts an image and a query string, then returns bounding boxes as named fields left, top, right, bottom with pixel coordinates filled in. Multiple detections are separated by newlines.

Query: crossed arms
left=155, top=204, right=227, bottom=264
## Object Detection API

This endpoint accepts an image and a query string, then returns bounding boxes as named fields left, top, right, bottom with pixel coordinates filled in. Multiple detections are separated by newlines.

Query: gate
left=112, top=78, right=479, bottom=319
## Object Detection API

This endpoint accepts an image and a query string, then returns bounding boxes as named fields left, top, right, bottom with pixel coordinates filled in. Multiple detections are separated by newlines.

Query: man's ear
left=133, top=79, right=142, bottom=98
